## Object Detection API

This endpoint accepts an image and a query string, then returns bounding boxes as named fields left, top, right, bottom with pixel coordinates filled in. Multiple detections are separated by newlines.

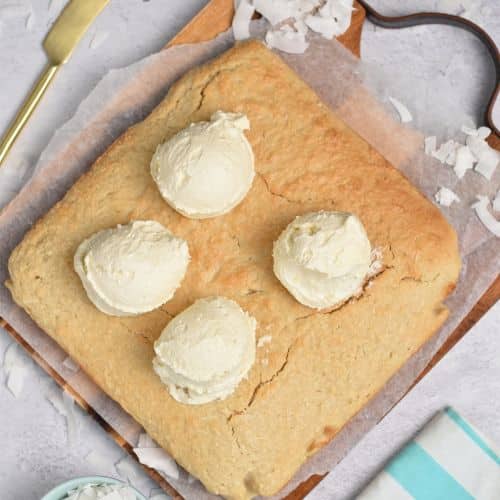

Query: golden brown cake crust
left=7, top=41, right=460, bottom=499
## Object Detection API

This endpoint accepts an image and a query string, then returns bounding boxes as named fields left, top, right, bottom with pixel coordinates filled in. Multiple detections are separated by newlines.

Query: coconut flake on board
left=253, top=0, right=295, bottom=26
left=434, top=187, right=460, bottom=207
left=471, top=196, right=500, bottom=237
left=424, top=136, right=437, bottom=155
left=232, top=0, right=255, bottom=40
left=133, top=433, right=179, bottom=480
left=425, top=125, right=498, bottom=181
left=232, top=0, right=354, bottom=53
left=453, top=145, right=475, bottom=178
left=388, top=97, right=413, bottom=123
left=134, top=447, right=180, bottom=480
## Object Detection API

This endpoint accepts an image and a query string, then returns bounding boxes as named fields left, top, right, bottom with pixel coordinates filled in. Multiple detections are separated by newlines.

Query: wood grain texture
left=1, top=1, right=497, bottom=499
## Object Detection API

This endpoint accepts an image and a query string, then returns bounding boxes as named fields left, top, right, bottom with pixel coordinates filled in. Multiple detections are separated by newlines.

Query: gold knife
left=0, top=0, right=110, bottom=166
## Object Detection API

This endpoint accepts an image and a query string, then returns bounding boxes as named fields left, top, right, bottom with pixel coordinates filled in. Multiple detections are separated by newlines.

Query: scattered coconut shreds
left=493, top=191, right=500, bottom=212
left=475, top=149, right=499, bottom=180
left=388, top=97, right=412, bottom=124
left=435, top=187, right=460, bottom=207
left=304, top=14, right=340, bottom=40
left=65, top=483, right=136, bottom=500
left=134, top=447, right=180, bottom=480
left=424, top=136, right=437, bottom=155
left=453, top=145, right=475, bottom=178
left=265, top=28, right=309, bottom=54
left=232, top=0, right=353, bottom=53
left=320, top=0, right=354, bottom=33
left=62, top=356, right=80, bottom=373
left=253, top=0, right=294, bottom=26
left=471, top=196, right=500, bottom=237
left=476, top=126, right=491, bottom=140
left=232, top=0, right=255, bottom=40
left=89, top=31, right=109, bottom=50
left=432, top=139, right=459, bottom=164
left=466, top=134, right=491, bottom=159
left=3, top=343, right=27, bottom=398
left=257, top=335, right=272, bottom=347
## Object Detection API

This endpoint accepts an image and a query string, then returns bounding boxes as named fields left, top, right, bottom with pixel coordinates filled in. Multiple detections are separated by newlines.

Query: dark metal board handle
left=357, top=0, right=500, bottom=139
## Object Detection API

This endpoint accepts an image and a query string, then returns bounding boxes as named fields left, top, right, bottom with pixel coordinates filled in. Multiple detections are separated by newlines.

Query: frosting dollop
left=153, top=297, right=256, bottom=404
left=150, top=111, right=255, bottom=218
left=273, top=211, right=373, bottom=310
left=74, top=220, right=189, bottom=316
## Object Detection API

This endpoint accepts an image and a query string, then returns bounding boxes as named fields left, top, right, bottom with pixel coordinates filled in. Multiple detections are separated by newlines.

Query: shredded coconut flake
left=493, top=191, right=500, bottom=212
left=25, top=11, right=34, bottom=30
left=435, top=187, right=460, bottom=207
left=471, top=196, right=500, bottom=237
left=453, top=145, right=475, bottom=178
left=424, top=136, right=436, bottom=155
left=232, top=0, right=255, bottom=40
left=231, top=0, right=353, bottom=52
left=253, top=0, right=295, bottom=25
left=474, top=149, right=498, bottom=180
left=89, top=31, right=109, bottom=50
left=388, top=97, right=412, bottom=123
left=257, top=335, right=272, bottom=347
left=304, top=14, right=341, bottom=39
left=432, top=139, right=458, bottom=164
left=265, top=28, right=309, bottom=54
left=3, top=343, right=28, bottom=398
left=476, top=126, right=491, bottom=140
left=134, top=447, right=179, bottom=480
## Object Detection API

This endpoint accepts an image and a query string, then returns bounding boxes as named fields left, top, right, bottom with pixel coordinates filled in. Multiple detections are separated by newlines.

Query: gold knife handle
left=0, top=63, right=59, bottom=167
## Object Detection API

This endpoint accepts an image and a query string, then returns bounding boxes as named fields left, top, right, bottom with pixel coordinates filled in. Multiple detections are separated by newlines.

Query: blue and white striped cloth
left=357, top=407, right=500, bottom=500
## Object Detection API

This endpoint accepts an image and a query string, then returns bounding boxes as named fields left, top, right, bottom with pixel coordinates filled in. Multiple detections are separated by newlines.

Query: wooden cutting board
left=1, top=1, right=498, bottom=499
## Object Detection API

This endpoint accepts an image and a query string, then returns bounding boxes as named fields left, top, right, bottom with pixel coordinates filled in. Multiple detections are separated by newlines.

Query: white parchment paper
left=0, top=26, right=498, bottom=499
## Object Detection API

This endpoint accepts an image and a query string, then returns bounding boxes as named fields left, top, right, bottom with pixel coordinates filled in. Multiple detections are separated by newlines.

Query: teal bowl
left=41, top=475, right=148, bottom=500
